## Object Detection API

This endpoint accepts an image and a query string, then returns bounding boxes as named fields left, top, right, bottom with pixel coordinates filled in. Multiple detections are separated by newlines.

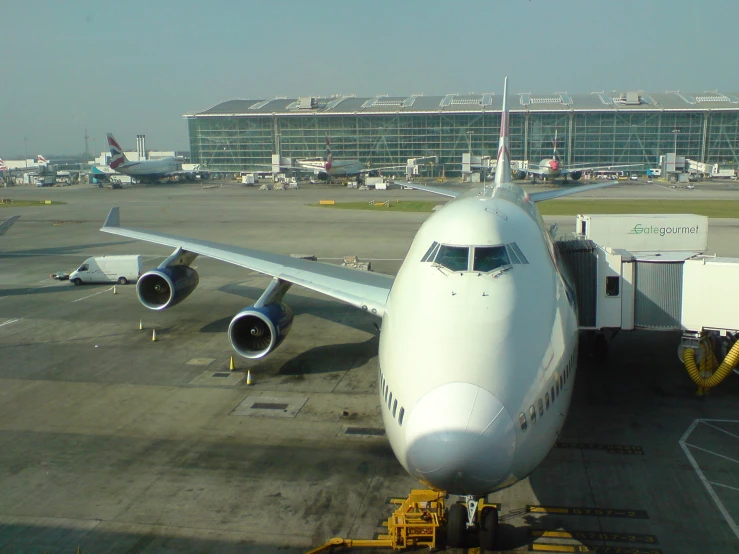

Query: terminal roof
left=188, top=91, right=739, bottom=117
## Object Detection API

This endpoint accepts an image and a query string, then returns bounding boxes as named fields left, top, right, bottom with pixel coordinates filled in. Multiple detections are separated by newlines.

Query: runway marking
left=530, top=544, right=661, bottom=553
left=555, top=442, right=644, bottom=455
left=709, top=481, right=739, bottom=493
left=703, top=420, right=739, bottom=441
left=527, top=506, right=649, bottom=519
left=684, top=443, right=739, bottom=465
left=71, top=287, right=114, bottom=303
left=679, top=419, right=739, bottom=541
left=0, top=318, right=21, bottom=327
left=530, top=530, right=658, bottom=544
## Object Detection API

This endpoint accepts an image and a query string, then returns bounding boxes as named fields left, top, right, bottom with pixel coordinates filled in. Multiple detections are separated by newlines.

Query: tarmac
left=1, top=179, right=738, bottom=553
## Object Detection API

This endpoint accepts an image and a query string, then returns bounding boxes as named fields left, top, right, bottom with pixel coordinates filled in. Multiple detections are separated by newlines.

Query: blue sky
left=2, top=0, right=737, bottom=156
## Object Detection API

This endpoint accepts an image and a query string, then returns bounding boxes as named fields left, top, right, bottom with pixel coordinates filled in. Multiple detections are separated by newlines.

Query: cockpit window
left=421, top=241, right=440, bottom=262
left=434, top=245, right=469, bottom=272
left=508, top=242, right=528, bottom=264
left=473, top=246, right=509, bottom=272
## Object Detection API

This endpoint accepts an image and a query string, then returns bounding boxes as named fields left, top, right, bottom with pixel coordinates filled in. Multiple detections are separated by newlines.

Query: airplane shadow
left=0, top=240, right=138, bottom=258
left=217, top=282, right=378, bottom=334
left=0, top=284, right=77, bottom=297
left=278, top=335, right=378, bottom=376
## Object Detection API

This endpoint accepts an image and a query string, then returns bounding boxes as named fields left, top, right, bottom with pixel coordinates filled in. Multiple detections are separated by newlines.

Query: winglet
left=0, top=215, right=20, bottom=236
left=103, top=207, right=120, bottom=228
left=494, top=77, right=512, bottom=187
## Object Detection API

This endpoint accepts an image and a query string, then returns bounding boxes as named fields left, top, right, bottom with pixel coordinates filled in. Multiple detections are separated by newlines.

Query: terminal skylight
left=439, top=94, right=494, bottom=108
left=248, top=100, right=271, bottom=110
left=520, top=93, right=572, bottom=106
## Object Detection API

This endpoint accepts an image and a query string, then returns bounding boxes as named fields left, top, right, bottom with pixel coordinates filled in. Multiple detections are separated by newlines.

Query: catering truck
left=68, top=255, right=143, bottom=286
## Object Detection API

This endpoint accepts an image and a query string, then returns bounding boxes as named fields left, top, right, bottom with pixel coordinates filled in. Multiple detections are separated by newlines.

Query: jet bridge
left=555, top=213, right=739, bottom=392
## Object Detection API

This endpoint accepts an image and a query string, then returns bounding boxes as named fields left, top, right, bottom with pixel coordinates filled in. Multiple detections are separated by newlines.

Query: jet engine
left=569, top=171, right=583, bottom=181
left=228, top=303, right=294, bottom=359
left=515, top=170, right=527, bottom=180
left=136, top=266, right=199, bottom=310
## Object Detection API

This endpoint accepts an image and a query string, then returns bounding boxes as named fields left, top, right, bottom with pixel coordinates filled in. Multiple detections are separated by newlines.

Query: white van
left=69, top=255, right=143, bottom=286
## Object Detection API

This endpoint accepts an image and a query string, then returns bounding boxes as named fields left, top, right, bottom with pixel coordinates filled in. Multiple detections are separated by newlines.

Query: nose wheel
left=446, top=496, right=499, bottom=550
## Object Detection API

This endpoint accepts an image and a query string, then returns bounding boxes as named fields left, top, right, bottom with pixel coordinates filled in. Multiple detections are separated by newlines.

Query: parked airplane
left=287, top=135, right=405, bottom=179
left=0, top=216, right=19, bottom=236
left=100, top=78, right=618, bottom=549
left=516, top=130, right=637, bottom=183
left=106, top=133, right=182, bottom=182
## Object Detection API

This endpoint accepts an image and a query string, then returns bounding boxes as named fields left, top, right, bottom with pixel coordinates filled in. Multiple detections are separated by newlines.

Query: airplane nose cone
left=404, top=383, right=516, bottom=495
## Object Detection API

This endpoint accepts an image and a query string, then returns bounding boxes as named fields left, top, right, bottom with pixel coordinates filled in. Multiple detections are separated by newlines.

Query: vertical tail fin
left=553, top=130, right=558, bottom=160
left=494, top=77, right=512, bottom=187
left=37, top=155, right=48, bottom=164
left=106, top=133, right=128, bottom=169
left=324, top=134, right=333, bottom=170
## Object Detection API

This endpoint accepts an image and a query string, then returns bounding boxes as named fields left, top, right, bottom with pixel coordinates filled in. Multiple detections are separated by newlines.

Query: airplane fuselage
left=536, top=158, right=562, bottom=179
left=378, top=181, right=578, bottom=496
left=114, top=158, right=181, bottom=179
left=296, top=158, right=363, bottom=177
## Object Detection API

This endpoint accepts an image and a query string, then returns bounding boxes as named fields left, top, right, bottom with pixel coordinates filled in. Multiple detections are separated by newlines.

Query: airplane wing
left=519, top=166, right=547, bottom=177
left=357, top=164, right=408, bottom=174
left=100, top=208, right=393, bottom=317
left=395, top=181, right=461, bottom=198
left=528, top=181, right=619, bottom=202
left=562, top=163, right=643, bottom=174
left=0, top=215, right=19, bottom=236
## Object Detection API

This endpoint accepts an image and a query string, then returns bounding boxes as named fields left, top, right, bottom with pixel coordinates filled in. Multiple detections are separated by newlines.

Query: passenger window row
left=379, top=367, right=405, bottom=426
left=422, top=242, right=528, bottom=273
left=519, top=349, right=577, bottom=432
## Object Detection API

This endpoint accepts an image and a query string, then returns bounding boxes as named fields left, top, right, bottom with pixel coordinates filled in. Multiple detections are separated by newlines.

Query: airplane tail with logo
left=106, top=133, right=128, bottom=169
left=37, top=155, right=48, bottom=164
left=553, top=130, right=559, bottom=160
left=324, top=134, right=333, bottom=171
left=494, top=77, right=512, bottom=187
left=0, top=158, right=7, bottom=171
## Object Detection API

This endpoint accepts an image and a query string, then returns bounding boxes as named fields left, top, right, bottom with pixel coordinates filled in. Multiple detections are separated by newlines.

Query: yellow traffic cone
left=246, top=370, right=253, bottom=385
left=139, top=319, right=143, bottom=330
left=229, top=356, right=236, bottom=371
left=152, top=329, right=157, bottom=341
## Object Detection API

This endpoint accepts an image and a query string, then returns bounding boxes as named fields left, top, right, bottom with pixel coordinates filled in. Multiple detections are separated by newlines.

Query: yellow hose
left=683, top=339, right=739, bottom=389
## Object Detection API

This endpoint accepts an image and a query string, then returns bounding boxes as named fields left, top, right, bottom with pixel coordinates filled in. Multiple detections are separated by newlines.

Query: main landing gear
left=447, top=495, right=500, bottom=550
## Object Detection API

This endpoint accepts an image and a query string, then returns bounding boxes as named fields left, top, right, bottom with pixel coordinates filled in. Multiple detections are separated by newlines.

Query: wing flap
left=101, top=209, right=393, bottom=317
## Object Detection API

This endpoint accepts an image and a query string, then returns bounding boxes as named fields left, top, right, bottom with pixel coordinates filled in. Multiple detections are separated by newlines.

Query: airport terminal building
left=185, top=90, right=739, bottom=175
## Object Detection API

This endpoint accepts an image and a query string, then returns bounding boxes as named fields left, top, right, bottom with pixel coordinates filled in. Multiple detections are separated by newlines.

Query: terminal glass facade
left=187, top=111, right=739, bottom=174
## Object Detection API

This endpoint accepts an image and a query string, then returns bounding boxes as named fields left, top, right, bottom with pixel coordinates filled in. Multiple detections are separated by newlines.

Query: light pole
left=22, top=137, right=28, bottom=168
left=466, top=130, right=474, bottom=154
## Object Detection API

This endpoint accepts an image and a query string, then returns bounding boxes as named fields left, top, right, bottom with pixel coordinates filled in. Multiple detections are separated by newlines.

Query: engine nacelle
left=228, top=303, right=294, bottom=359
left=569, top=171, right=583, bottom=181
left=136, top=266, right=199, bottom=310
left=515, top=170, right=527, bottom=180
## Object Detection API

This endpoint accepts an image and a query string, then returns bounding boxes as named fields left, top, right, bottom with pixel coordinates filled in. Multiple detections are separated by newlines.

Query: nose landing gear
left=446, top=495, right=500, bottom=550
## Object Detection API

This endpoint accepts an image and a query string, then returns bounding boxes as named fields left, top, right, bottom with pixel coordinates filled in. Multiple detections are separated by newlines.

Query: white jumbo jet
left=517, top=129, right=638, bottom=184
left=106, top=133, right=182, bottom=182
left=100, top=78, right=618, bottom=549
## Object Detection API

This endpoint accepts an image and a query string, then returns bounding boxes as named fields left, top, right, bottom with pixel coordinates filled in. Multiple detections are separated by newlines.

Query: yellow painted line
left=531, top=530, right=574, bottom=538
left=529, top=506, right=570, bottom=514
left=531, top=544, right=575, bottom=552
left=319, top=200, right=335, bottom=205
